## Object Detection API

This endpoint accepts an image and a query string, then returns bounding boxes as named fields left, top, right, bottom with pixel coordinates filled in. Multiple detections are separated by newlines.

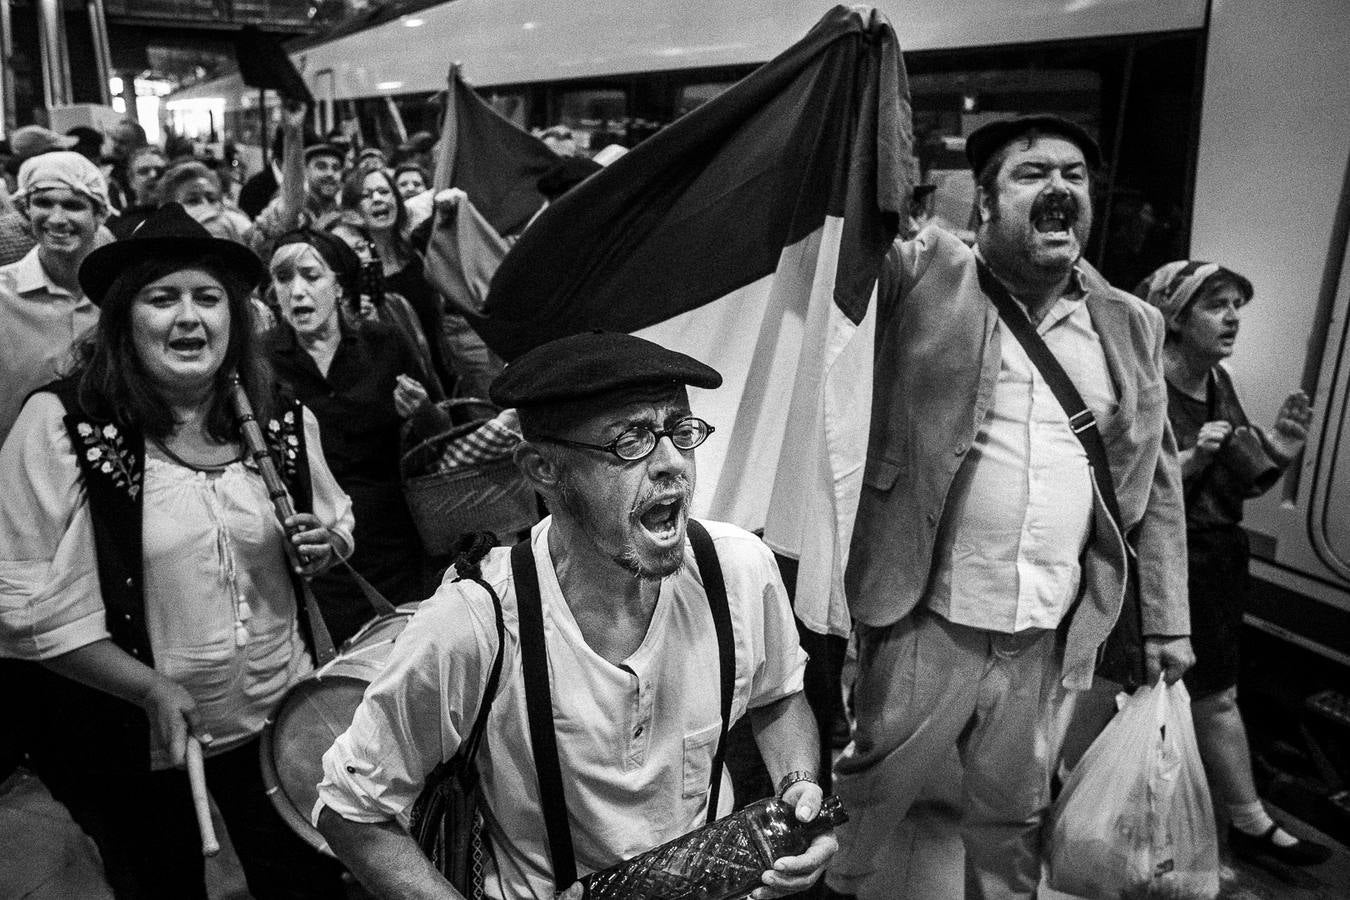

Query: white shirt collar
left=13, top=245, right=76, bottom=299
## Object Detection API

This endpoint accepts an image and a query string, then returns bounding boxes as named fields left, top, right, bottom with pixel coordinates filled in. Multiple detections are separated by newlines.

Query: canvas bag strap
left=978, top=261, right=1147, bottom=688
left=975, top=260, right=1126, bottom=536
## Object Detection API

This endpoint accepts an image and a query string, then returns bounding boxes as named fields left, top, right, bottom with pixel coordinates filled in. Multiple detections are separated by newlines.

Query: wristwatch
left=776, top=770, right=818, bottom=798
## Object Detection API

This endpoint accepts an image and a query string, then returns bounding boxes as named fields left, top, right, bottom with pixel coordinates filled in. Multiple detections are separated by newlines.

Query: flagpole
left=432, top=62, right=462, bottom=192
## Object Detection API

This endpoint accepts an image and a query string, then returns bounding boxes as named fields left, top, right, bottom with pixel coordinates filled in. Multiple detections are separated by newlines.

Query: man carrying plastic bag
left=1046, top=678, right=1220, bottom=899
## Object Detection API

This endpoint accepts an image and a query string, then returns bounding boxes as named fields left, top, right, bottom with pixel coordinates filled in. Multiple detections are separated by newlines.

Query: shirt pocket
left=862, top=456, right=902, bottom=492
left=682, top=721, right=722, bottom=799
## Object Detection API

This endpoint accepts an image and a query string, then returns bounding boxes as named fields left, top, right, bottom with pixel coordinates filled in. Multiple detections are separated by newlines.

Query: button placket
left=626, top=669, right=654, bottom=768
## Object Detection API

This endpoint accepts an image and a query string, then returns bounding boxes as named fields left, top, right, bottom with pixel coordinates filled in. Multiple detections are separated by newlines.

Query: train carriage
left=167, top=0, right=1350, bottom=803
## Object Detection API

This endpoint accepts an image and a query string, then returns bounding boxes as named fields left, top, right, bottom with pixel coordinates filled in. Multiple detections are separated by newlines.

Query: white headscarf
left=17, top=150, right=110, bottom=212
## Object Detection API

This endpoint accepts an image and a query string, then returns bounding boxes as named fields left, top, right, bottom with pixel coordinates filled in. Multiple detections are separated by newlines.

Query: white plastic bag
left=1046, top=678, right=1220, bottom=899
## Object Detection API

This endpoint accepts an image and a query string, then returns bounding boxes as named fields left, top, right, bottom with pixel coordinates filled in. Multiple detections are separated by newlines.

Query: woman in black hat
left=0, top=203, right=351, bottom=898
left=265, top=227, right=443, bottom=644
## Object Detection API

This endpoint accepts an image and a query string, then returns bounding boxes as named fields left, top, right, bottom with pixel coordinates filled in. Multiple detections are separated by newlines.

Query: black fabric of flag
left=477, top=4, right=913, bottom=362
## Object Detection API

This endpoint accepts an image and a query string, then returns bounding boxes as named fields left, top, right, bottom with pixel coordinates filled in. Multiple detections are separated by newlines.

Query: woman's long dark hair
left=72, top=254, right=272, bottom=441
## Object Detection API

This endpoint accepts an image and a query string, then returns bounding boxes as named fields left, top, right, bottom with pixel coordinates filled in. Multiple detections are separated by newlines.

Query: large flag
left=478, top=5, right=912, bottom=637
left=429, top=64, right=559, bottom=236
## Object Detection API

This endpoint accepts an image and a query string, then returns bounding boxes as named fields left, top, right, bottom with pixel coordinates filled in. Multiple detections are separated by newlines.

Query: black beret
left=274, top=227, right=361, bottom=296
left=490, top=332, right=722, bottom=408
left=965, top=114, right=1102, bottom=177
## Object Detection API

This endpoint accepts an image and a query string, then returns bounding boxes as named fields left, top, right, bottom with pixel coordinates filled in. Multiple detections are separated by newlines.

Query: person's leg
left=1192, top=687, right=1261, bottom=813
left=892, top=752, right=966, bottom=899
left=776, top=552, right=849, bottom=792
left=207, top=738, right=347, bottom=900
left=957, top=628, right=1060, bottom=900
left=39, top=763, right=205, bottom=900
left=828, top=611, right=986, bottom=899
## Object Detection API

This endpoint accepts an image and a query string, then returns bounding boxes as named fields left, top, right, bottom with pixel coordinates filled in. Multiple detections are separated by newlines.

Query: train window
left=555, top=86, right=627, bottom=152
left=909, top=67, right=1101, bottom=242
left=483, top=90, right=529, bottom=129
left=351, top=98, right=403, bottom=153
left=677, top=81, right=737, bottom=118
left=904, top=32, right=1203, bottom=289
left=390, top=93, right=440, bottom=142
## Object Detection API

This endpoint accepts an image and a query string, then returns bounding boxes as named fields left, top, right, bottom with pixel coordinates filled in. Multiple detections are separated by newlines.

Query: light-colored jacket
left=845, top=225, right=1188, bottom=689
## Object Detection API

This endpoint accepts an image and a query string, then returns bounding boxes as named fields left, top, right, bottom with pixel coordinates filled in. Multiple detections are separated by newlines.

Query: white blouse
left=0, top=392, right=355, bottom=768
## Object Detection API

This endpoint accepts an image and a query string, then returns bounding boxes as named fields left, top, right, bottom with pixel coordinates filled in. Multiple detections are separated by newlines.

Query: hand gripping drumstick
left=186, top=736, right=220, bottom=857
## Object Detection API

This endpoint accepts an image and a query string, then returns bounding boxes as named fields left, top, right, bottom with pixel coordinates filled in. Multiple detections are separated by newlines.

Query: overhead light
left=402, top=17, right=424, bottom=27
left=522, top=21, right=538, bottom=30
left=376, top=81, right=404, bottom=91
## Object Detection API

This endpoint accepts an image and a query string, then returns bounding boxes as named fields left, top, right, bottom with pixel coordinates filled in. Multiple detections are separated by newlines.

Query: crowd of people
left=0, top=102, right=1335, bottom=900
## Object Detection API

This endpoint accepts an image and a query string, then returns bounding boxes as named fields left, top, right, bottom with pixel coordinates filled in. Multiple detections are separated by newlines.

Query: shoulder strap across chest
left=512, top=519, right=734, bottom=891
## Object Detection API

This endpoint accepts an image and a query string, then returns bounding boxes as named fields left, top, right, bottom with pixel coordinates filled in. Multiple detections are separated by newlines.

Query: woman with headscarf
left=0, top=203, right=352, bottom=898
left=265, top=228, right=442, bottom=643
left=1138, top=260, right=1329, bottom=867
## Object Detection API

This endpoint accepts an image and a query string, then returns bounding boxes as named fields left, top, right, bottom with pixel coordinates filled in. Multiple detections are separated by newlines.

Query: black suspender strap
left=975, top=260, right=1126, bottom=536
left=976, top=260, right=1146, bottom=687
left=511, top=539, right=577, bottom=892
left=686, top=519, right=735, bottom=825
left=512, top=522, right=737, bottom=890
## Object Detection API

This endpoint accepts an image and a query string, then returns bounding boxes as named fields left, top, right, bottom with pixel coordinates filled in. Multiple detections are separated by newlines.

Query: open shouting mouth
left=168, top=335, right=208, bottom=356
left=1030, top=192, right=1079, bottom=238
left=635, top=491, right=688, bottom=547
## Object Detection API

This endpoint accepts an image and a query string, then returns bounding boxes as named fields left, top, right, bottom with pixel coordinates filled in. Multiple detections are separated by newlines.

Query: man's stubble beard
left=556, top=470, right=690, bottom=580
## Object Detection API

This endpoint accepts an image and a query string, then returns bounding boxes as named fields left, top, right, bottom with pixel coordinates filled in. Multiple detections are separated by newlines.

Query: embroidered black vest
left=14, top=379, right=316, bottom=775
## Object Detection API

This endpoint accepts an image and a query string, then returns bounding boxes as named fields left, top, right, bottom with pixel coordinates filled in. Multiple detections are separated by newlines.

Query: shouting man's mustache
left=1029, top=190, right=1079, bottom=233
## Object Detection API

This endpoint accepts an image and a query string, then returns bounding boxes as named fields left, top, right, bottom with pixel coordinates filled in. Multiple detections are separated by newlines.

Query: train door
left=1189, top=0, right=1350, bottom=669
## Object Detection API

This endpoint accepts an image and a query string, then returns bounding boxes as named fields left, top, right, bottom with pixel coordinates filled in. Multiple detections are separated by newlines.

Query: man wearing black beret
left=828, top=116, right=1194, bottom=898
left=316, top=331, right=839, bottom=899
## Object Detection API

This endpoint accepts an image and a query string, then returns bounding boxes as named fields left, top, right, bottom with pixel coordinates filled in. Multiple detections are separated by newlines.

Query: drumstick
left=186, top=736, right=220, bottom=857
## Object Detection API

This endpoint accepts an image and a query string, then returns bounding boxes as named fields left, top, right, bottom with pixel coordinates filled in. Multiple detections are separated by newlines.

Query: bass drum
left=260, top=604, right=419, bottom=854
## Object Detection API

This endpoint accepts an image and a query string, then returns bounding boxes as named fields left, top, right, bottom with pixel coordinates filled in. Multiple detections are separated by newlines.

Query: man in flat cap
left=249, top=102, right=346, bottom=261
left=316, top=332, right=839, bottom=899
left=827, top=115, right=1193, bottom=898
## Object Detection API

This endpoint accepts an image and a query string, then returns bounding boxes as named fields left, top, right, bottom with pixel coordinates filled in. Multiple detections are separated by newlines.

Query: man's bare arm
left=749, top=690, right=821, bottom=791
left=316, top=805, right=462, bottom=900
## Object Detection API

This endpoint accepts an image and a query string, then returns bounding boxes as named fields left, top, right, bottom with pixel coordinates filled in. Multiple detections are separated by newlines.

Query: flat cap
left=490, top=332, right=722, bottom=408
left=965, top=114, right=1101, bottom=177
left=303, top=141, right=345, bottom=164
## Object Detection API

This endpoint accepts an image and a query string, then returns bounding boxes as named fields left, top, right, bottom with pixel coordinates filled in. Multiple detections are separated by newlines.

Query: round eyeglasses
left=539, top=416, right=715, bottom=462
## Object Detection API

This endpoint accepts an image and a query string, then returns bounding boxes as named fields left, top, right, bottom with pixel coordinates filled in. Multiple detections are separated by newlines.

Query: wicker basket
left=401, top=400, right=538, bottom=556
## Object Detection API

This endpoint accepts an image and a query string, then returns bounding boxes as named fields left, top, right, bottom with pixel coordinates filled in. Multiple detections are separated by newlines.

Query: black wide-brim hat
left=965, top=114, right=1102, bottom=177
left=79, top=202, right=266, bottom=305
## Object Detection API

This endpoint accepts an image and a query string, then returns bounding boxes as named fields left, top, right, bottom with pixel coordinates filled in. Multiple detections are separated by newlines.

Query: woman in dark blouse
left=339, top=167, right=453, bottom=391
left=1139, top=260, right=1327, bottom=867
left=266, top=228, right=441, bottom=643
